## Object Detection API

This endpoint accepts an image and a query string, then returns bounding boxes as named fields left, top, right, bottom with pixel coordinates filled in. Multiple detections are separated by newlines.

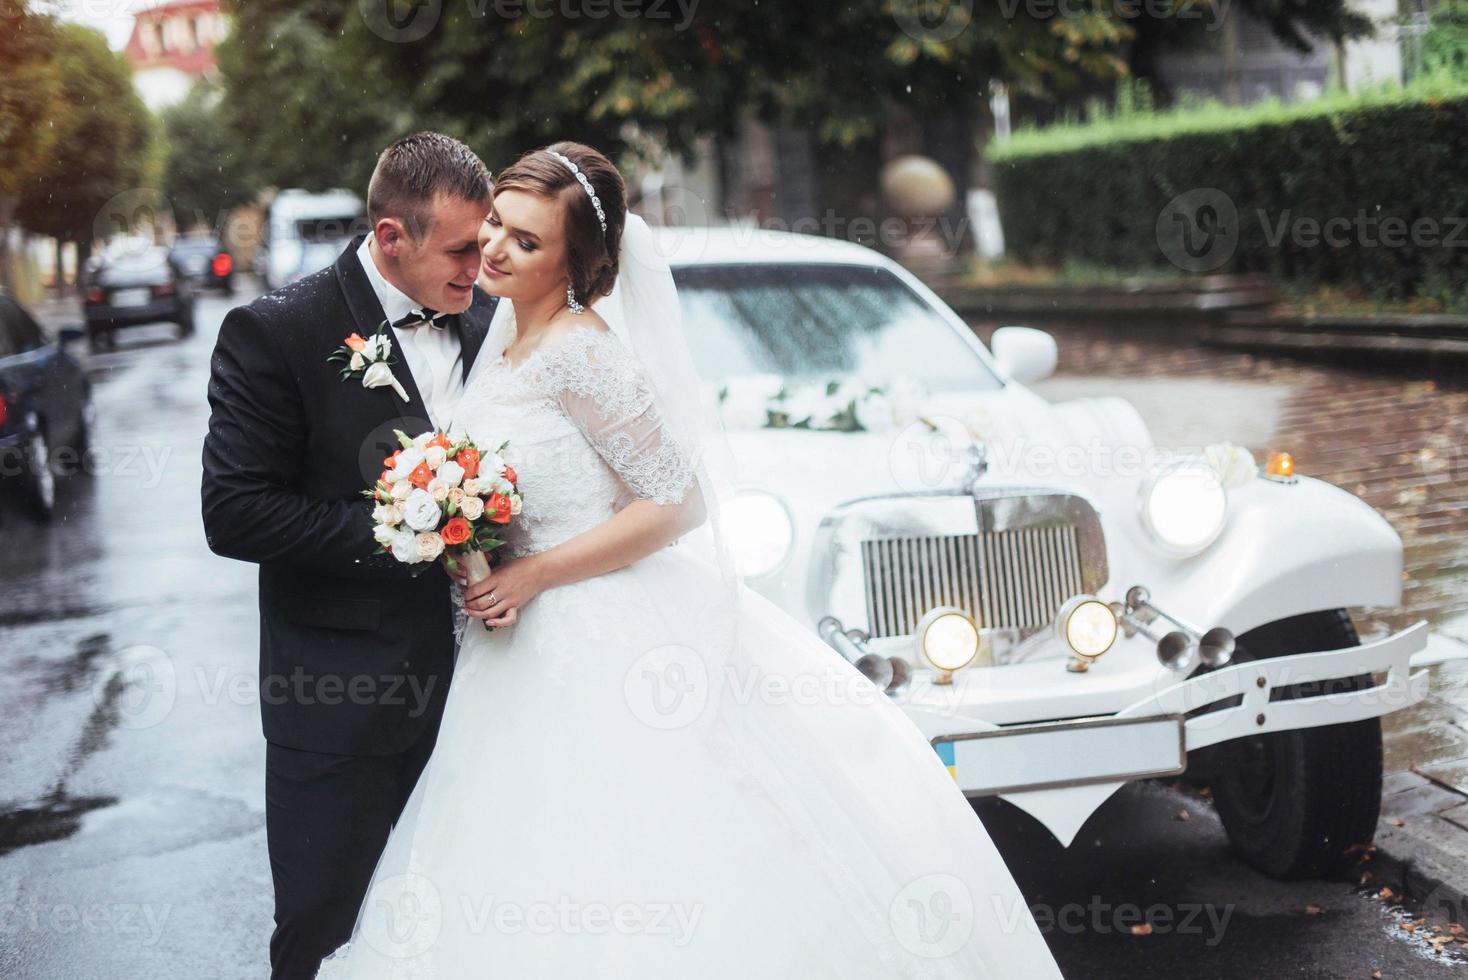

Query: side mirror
left=59, top=325, right=85, bottom=346
left=990, top=326, right=1057, bottom=385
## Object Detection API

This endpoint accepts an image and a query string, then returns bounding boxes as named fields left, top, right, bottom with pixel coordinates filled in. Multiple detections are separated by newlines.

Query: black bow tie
left=391, top=308, right=446, bottom=329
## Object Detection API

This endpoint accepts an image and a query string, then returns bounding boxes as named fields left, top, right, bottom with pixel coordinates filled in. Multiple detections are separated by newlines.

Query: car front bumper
left=906, top=621, right=1439, bottom=798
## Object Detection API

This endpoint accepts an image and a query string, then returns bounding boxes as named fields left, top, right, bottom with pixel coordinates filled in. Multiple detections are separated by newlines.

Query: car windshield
left=673, top=264, right=1001, bottom=392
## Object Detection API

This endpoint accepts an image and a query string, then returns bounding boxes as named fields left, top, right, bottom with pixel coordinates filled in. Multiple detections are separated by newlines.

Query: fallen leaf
left=1360, top=871, right=1376, bottom=885
left=1371, top=971, right=1381, bottom=979
left=1174, top=810, right=1191, bottom=822
left=1379, top=887, right=1397, bottom=902
left=1450, top=924, right=1464, bottom=936
left=1391, top=817, right=1406, bottom=827
left=1306, top=905, right=1324, bottom=916
left=1130, top=923, right=1153, bottom=936
left=1402, top=922, right=1418, bottom=933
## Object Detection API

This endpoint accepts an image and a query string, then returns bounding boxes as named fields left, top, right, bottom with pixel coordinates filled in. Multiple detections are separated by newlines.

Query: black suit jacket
left=202, top=236, right=498, bottom=756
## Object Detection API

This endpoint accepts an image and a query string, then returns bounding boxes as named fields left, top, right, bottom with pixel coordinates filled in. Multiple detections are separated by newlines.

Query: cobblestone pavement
left=971, top=320, right=1468, bottom=802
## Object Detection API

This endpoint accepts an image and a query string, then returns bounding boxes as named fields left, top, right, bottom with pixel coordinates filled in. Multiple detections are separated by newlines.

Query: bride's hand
left=462, top=555, right=548, bottom=628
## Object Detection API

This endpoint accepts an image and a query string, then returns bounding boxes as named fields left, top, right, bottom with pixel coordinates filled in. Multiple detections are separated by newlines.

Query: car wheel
left=1207, top=609, right=1380, bottom=879
left=23, top=429, right=58, bottom=521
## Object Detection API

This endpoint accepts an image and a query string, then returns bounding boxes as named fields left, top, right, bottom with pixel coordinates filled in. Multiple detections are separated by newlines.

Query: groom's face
left=377, top=193, right=489, bottom=314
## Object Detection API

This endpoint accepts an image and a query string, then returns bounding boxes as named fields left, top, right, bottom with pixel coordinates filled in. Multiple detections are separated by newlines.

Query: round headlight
left=722, top=489, right=795, bottom=579
left=1055, top=595, right=1117, bottom=672
left=915, top=607, right=981, bottom=675
left=1140, top=460, right=1228, bottom=556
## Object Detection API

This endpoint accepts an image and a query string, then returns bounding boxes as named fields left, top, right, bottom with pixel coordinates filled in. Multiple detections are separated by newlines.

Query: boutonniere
left=328, top=320, right=408, bottom=401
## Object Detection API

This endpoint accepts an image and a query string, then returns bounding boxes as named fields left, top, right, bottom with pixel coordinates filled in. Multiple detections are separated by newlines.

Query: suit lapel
left=451, top=289, right=498, bottom=383
left=334, top=237, right=432, bottom=426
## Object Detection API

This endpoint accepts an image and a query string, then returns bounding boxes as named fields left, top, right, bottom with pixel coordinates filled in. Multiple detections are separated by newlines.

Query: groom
left=202, top=132, right=497, bottom=979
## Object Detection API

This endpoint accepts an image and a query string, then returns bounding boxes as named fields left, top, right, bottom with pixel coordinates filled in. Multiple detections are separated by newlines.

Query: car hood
left=715, top=381, right=1156, bottom=623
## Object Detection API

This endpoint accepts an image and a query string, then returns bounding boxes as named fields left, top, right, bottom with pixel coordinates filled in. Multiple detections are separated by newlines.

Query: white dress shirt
left=356, top=236, right=464, bottom=430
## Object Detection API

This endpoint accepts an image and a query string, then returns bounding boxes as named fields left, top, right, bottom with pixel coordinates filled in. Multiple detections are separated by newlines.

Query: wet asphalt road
left=0, top=285, right=1462, bottom=978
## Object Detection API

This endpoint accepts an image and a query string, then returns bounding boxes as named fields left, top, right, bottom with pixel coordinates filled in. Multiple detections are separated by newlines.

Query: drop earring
left=566, top=284, right=584, bottom=315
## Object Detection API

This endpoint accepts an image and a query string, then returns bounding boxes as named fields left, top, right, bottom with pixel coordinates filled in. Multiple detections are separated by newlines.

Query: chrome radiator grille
left=860, top=525, right=1085, bottom=638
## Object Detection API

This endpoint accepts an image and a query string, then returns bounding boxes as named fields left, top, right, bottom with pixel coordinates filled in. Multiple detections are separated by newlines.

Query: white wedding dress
left=317, top=321, right=1061, bottom=979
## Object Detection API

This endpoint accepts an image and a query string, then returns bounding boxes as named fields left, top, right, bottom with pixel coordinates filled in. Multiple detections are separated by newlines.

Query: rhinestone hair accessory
left=546, top=149, right=607, bottom=236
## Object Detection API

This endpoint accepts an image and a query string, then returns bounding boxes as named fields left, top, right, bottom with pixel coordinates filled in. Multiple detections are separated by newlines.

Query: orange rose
left=503, top=464, right=517, bottom=485
left=409, top=461, right=433, bottom=489
left=378, top=469, right=391, bottom=485
left=457, top=447, right=481, bottom=479
left=383, top=450, right=400, bottom=469
left=428, top=433, right=452, bottom=450
left=488, top=492, right=513, bottom=524
left=440, top=517, right=472, bottom=546
left=344, top=333, right=367, bottom=352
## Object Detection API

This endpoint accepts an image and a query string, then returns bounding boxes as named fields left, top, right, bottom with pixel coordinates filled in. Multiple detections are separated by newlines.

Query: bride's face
left=477, top=189, right=570, bottom=302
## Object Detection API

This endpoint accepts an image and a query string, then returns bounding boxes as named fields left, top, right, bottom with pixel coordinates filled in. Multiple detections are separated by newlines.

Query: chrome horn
left=1110, top=586, right=1235, bottom=673
left=818, top=616, right=911, bottom=695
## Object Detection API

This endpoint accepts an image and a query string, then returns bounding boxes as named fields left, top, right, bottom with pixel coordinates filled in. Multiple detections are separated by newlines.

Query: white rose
left=413, top=430, right=436, bottom=449
left=1205, top=442, right=1258, bottom=489
left=509, top=495, right=522, bottom=516
left=484, top=453, right=506, bottom=476
left=424, top=445, right=448, bottom=469
left=372, top=502, right=403, bottom=526
left=415, top=531, right=445, bottom=563
left=388, top=527, right=420, bottom=563
left=491, top=477, right=513, bottom=496
left=854, top=391, right=894, bottom=433
left=447, top=487, right=466, bottom=510
left=403, top=488, right=441, bottom=532
left=437, top=460, right=465, bottom=487
left=365, top=334, right=391, bottom=360
left=459, top=495, right=484, bottom=521
left=721, top=373, right=785, bottom=429
left=427, top=478, right=450, bottom=502
left=372, top=523, right=396, bottom=546
left=349, top=351, right=365, bottom=371
left=388, top=447, right=425, bottom=483
left=390, top=480, right=412, bottom=501
left=887, top=376, right=929, bottom=428
left=461, top=477, right=484, bottom=496
left=961, top=403, right=994, bottom=443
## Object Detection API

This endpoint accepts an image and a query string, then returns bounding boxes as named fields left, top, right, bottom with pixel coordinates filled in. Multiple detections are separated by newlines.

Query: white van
left=258, top=189, right=366, bottom=290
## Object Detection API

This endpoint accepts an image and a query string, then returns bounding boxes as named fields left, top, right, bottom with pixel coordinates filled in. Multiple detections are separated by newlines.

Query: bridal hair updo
left=493, top=141, right=627, bottom=304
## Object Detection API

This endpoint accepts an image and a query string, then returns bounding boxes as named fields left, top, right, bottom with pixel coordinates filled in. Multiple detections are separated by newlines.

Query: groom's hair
left=367, top=132, right=492, bottom=240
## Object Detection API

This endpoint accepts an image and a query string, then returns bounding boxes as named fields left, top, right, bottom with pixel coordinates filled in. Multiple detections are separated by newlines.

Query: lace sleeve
left=532, top=327, right=697, bottom=506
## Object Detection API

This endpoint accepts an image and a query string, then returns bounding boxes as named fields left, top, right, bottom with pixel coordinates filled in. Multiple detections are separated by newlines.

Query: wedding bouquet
left=365, top=430, right=523, bottom=589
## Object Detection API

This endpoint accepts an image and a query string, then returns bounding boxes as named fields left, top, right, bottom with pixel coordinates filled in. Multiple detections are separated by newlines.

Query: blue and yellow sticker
left=934, top=740, right=957, bottom=779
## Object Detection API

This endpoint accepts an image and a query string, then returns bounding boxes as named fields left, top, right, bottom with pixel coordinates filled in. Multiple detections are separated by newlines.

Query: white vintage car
left=657, top=224, right=1465, bottom=880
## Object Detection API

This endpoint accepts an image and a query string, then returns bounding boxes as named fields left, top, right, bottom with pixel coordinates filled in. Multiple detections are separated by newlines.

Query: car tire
left=22, top=428, right=58, bottom=522
left=1207, top=609, right=1381, bottom=880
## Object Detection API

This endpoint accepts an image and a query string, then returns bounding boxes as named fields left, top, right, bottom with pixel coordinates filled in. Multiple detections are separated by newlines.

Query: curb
left=1368, top=800, right=1468, bottom=925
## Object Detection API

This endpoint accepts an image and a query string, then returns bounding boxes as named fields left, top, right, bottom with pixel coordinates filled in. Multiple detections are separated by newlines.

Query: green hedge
left=987, top=80, right=1468, bottom=302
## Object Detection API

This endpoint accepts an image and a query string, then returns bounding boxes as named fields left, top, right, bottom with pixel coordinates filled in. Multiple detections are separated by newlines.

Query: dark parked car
left=0, top=290, right=91, bottom=520
left=83, top=242, right=196, bottom=351
left=169, top=231, right=236, bottom=294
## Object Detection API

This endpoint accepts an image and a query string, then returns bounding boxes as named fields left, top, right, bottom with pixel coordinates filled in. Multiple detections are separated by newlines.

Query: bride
left=317, top=142, right=1061, bottom=978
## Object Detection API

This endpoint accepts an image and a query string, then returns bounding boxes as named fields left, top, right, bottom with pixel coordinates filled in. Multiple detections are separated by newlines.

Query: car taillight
left=85, top=287, right=105, bottom=305
left=154, top=281, right=176, bottom=297
left=0, top=392, right=8, bottom=429
left=212, top=252, right=233, bottom=277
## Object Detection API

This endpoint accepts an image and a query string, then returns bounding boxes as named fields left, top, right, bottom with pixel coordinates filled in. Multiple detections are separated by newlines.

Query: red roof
left=123, top=0, right=224, bottom=77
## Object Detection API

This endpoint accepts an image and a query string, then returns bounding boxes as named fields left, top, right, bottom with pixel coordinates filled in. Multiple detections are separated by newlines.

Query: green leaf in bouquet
left=393, top=429, right=414, bottom=449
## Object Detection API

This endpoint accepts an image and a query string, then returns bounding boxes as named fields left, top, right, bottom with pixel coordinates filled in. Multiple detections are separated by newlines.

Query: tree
left=161, top=81, right=262, bottom=230
left=0, top=4, right=61, bottom=290
left=14, top=23, right=160, bottom=269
